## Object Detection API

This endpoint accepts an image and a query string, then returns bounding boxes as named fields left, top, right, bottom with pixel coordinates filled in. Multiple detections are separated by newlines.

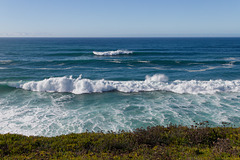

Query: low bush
left=1, top=122, right=240, bottom=159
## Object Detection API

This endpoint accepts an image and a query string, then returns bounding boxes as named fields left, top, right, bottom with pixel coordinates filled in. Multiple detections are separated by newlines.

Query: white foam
left=1, top=82, right=240, bottom=136
left=138, top=61, right=150, bottom=63
left=187, top=66, right=219, bottom=72
left=109, top=60, right=122, bottom=63
left=0, top=60, right=12, bottom=64
left=187, top=57, right=239, bottom=72
left=10, top=74, right=240, bottom=95
left=187, top=61, right=235, bottom=72
left=93, top=50, right=133, bottom=56
left=224, top=57, right=237, bottom=61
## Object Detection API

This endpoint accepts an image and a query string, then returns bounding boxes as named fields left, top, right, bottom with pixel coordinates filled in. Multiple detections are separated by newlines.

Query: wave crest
left=93, top=50, right=133, bottom=56
left=10, top=74, right=240, bottom=94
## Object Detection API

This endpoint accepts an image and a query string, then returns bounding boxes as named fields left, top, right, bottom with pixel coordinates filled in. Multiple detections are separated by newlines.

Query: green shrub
left=1, top=123, right=240, bottom=159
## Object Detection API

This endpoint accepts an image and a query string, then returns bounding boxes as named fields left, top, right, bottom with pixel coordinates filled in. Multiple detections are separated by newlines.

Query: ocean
left=0, top=37, right=240, bottom=137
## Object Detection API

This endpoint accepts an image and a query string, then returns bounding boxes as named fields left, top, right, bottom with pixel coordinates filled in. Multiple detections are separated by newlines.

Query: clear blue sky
left=0, top=0, right=240, bottom=37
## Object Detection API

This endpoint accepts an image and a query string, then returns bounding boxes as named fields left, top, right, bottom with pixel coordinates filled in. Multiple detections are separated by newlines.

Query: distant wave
left=93, top=50, right=133, bottom=56
left=8, top=74, right=240, bottom=94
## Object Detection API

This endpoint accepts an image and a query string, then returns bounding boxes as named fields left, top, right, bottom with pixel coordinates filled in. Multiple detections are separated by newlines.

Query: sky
left=0, top=0, right=240, bottom=37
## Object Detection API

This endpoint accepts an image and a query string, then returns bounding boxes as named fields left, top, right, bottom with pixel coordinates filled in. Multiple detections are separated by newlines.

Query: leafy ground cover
left=1, top=122, right=240, bottom=159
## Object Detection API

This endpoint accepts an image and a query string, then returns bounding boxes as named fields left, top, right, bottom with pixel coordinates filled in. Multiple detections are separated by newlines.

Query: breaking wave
left=9, top=74, right=240, bottom=94
left=93, top=50, right=133, bottom=56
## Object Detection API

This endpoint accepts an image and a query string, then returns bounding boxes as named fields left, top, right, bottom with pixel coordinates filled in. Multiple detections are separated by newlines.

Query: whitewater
left=11, top=74, right=240, bottom=94
left=93, top=50, right=133, bottom=56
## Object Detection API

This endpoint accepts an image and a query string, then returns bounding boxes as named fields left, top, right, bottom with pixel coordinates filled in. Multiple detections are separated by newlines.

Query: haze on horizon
left=0, top=0, right=240, bottom=37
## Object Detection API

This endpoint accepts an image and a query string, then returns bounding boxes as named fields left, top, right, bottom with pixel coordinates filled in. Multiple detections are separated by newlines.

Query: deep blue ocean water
left=0, top=38, right=240, bottom=136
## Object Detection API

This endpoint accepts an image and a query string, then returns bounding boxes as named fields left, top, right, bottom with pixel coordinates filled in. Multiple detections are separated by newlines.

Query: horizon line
left=0, top=36, right=240, bottom=38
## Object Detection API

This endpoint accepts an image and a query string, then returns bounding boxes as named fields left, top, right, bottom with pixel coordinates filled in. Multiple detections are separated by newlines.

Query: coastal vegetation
left=1, top=122, right=240, bottom=159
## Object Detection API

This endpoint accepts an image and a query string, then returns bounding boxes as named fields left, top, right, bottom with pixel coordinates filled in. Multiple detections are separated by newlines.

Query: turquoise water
left=0, top=38, right=240, bottom=136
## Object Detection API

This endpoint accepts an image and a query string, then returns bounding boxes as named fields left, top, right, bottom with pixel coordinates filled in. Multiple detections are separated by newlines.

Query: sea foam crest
left=93, top=50, right=133, bottom=56
left=12, top=74, right=240, bottom=94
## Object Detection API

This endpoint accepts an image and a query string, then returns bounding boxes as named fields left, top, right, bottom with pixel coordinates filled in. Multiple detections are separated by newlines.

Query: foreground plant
left=1, top=122, right=240, bottom=159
